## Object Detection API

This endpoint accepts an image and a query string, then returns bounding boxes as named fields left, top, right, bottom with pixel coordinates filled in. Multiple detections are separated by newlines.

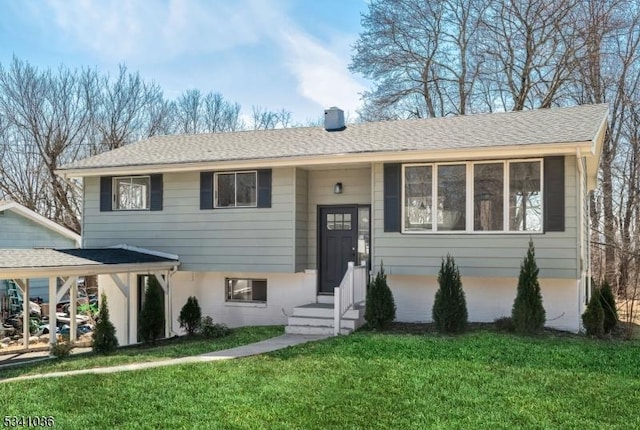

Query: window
left=404, top=165, right=432, bottom=231
left=226, top=278, right=267, bottom=302
left=113, top=176, right=150, bottom=210
left=402, top=159, right=543, bottom=233
left=403, top=164, right=466, bottom=232
left=215, top=171, right=257, bottom=208
left=437, top=164, right=466, bottom=231
left=357, top=207, right=370, bottom=268
left=509, top=161, right=542, bottom=232
left=327, top=213, right=352, bottom=230
left=474, top=163, right=504, bottom=231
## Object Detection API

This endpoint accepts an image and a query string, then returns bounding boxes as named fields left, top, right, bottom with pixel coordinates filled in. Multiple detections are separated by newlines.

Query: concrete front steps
left=285, top=302, right=365, bottom=335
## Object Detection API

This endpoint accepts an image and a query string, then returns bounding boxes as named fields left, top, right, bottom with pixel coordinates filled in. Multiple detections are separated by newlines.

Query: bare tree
left=90, top=65, right=172, bottom=152
left=353, top=0, right=444, bottom=118
left=250, top=105, right=292, bottom=130
left=203, top=92, right=243, bottom=132
left=141, top=86, right=175, bottom=138
left=175, top=89, right=202, bottom=134
left=571, top=0, right=640, bottom=298
left=0, top=58, right=92, bottom=231
left=175, top=89, right=245, bottom=134
left=0, top=137, right=49, bottom=211
left=478, top=0, right=581, bottom=111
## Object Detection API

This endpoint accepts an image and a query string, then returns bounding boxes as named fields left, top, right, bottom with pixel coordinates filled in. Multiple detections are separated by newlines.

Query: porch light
left=334, top=182, right=343, bottom=194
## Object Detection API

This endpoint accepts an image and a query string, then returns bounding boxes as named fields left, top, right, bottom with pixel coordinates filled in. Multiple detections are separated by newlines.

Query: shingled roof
left=0, top=248, right=178, bottom=270
left=59, top=104, right=608, bottom=173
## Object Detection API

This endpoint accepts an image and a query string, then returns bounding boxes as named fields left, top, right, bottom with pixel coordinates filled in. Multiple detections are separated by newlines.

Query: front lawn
left=0, top=325, right=283, bottom=380
left=2, top=330, right=639, bottom=429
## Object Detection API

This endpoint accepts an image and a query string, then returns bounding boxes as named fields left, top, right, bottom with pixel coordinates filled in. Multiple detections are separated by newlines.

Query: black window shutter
left=100, top=176, right=113, bottom=212
left=544, top=156, right=565, bottom=232
left=384, top=163, right=401, bottom=232
left=200, top=172, right=214, bottom=209
left=257, top=169, right=272, bottom=208
left=150, top=174, right=163, bottom=211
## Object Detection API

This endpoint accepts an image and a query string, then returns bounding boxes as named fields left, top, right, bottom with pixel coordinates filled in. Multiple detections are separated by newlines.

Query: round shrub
left=179, top=296, right=202, bottom=336
left=50, top=340, right=72, bottom=358
left=199, top=316, right=231, bottom=339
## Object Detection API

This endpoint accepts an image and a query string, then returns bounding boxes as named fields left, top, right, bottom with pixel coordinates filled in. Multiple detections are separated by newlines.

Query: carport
left=0, top=245, right=179, bottom=348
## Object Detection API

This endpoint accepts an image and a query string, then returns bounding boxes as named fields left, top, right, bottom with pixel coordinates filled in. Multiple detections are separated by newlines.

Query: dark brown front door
left=318, top=206, right=358, bottom=294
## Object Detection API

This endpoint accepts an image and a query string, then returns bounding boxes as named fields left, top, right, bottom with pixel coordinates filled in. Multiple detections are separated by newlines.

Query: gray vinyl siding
left=0, top=210, right=77, bottom=300
left=294, top=168, right=308, bottom=272
left=83, top=168, right=295, bottom=273
left=0, top=211, right=76, bottom=249
left=306, top=167, right=372, bottom=270
left=372, top=157, right=580, bottom=279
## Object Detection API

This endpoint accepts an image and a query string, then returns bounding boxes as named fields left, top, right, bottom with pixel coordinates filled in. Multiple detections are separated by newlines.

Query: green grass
left=2, top=330, right=639, bottom=429
left=0, top=325, right=283, bottom=379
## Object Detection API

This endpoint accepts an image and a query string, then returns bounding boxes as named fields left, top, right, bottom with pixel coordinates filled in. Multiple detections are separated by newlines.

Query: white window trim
left=225, top=277, right=267, bottom=303
left=401, top=159, right=544, bottom=234
left=112, top=175, right=151, bottom=211
left=214, top=170, right=258, bottom=208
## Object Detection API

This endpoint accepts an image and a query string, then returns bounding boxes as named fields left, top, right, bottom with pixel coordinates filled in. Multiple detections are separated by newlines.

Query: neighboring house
left=0, top=200, right=80, bottom=308
left=56, top=104, right=607, bottom=343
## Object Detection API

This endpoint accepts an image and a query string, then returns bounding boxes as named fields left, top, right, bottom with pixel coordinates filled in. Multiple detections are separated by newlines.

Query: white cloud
left=37, top=0, right=366, bottom=119
left=43, top=0, right=269, bottom=62
left=278, top=28, right=365, bottom=115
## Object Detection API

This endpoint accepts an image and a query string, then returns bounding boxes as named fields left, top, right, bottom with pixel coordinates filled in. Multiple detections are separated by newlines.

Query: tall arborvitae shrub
left=432, top=255, right=468, bottom=333
left=179, top=296, right=202, bottom=336
left=599, top=280, right=618, bottom=334
left=92, top=293, right=118, bottom=354
left=582, top=288, right=604, bottom=337
left=139, top=276, right=165, bottom=344
left=511, top=240, right=546, bottom=334
left=364, top=263, right=396, bottom=329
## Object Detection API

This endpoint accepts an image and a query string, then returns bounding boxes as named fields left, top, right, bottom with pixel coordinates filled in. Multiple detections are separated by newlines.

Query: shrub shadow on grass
left=265, top=323, right=640, bottom=379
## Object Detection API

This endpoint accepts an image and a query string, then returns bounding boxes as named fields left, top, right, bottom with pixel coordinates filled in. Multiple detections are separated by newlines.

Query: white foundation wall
left=388, top=275, right=581, bottom=332
left=98, top=273, right=139, bottom=346
left=169, top=270, right=317, bottom=334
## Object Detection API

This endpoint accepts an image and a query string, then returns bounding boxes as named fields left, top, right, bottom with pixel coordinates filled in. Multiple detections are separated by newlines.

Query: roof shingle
left=0, top=248, right=178, bottom=270
left=60, top=104, right=608, bottom=172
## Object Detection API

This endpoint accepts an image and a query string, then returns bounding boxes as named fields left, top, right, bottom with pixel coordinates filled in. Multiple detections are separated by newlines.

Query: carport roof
left=0, top=246, right=179, bottom=279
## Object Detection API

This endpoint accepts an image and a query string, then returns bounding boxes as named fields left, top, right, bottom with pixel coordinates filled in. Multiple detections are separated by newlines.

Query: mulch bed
left=365, top=321, right=637, bottom=340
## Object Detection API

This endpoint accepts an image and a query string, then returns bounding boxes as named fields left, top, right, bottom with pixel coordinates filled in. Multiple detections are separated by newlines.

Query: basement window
left=226, top=278, right=267, bottom=303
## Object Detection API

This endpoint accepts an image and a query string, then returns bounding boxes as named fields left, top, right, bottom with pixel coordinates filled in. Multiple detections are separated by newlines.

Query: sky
left=0, top=0, right=370, bottom=125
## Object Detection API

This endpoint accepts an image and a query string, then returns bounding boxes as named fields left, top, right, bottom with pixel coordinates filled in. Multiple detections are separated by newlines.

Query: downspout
left=167, top=265, right=178, bottom=336
left=576, top=149, right=586, bottom=331
left=587, top=189, right=592, bottom=304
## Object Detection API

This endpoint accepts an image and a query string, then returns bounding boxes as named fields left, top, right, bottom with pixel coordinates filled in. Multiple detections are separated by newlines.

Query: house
left=52, top=104, right=607, bottom=344
left=0, top=200, right=80, bottom=304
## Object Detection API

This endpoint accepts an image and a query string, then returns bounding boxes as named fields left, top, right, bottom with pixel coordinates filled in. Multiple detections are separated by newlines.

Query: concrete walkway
left=0, top=334, right=329, bottom=383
